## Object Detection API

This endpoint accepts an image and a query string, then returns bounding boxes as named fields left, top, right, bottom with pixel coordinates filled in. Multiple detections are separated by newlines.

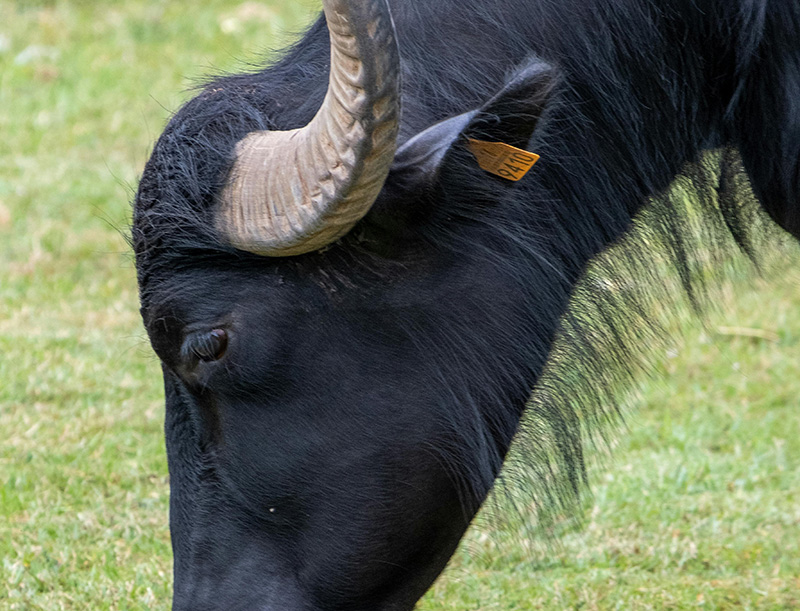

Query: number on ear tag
left=466, top=139, right=540, bottom=181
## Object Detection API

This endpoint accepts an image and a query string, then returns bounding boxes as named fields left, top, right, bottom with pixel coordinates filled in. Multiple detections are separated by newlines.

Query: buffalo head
left=134, top=1, right=558, bottom=609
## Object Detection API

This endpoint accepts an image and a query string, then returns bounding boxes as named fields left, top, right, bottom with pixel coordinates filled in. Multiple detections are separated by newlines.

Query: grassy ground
left=1, top=1, right=798, bottom=609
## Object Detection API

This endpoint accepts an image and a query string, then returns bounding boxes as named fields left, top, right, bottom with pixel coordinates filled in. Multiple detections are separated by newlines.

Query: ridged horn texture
left=217, top=0, right=401, bottom=256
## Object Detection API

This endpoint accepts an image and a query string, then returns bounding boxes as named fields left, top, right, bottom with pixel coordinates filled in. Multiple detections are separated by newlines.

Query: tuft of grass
left=1, top=2, right=798, bottom=610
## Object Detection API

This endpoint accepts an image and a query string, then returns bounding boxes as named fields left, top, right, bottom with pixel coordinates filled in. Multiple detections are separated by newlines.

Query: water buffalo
left=133, top=0, right=800, bottom=608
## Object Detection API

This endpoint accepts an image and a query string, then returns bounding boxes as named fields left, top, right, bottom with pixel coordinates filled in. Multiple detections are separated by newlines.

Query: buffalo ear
left=368, top=60, right=556, bottom=231
left=462, top=59, right=556, bottom=150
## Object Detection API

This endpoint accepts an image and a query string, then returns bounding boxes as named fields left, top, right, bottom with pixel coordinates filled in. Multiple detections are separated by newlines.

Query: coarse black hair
left=134, top=0, right=800, bottom=540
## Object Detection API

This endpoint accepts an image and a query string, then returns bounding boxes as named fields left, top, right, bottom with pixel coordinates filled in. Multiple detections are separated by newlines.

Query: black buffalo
left=133, top=0, right=800, bottom=609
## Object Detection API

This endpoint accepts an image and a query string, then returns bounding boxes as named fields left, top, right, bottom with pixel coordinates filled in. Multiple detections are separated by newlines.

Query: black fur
left=133, top=1, right=800, bottom=609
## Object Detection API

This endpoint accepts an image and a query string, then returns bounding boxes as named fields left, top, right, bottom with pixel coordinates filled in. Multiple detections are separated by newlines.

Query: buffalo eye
left=184, top=329, right=229, bottom=363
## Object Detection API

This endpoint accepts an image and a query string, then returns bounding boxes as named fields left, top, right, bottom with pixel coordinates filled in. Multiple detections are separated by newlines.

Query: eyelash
left=183, top=329, right=229, bottom=364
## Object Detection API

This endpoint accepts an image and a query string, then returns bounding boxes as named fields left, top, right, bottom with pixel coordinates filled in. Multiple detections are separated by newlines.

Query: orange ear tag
left=466, top=139, right=540, bottom=181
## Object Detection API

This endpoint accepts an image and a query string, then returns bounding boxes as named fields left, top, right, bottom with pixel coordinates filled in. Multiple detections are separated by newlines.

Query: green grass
left=422, top=271, right=800, bottom=610
left=1, top=1, right=798, bottom=609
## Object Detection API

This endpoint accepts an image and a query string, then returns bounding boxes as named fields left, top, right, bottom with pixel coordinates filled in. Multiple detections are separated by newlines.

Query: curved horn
left=217, top=0, right=401, bottom=256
